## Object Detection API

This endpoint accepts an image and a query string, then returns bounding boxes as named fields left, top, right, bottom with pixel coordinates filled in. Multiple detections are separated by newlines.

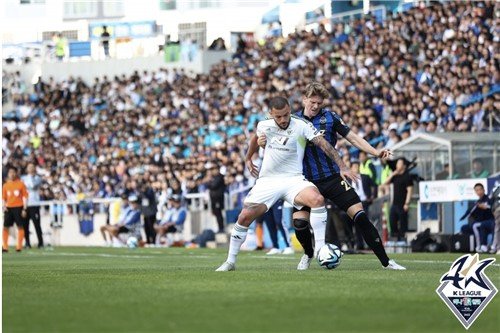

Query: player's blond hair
left=304, top=82, right=331, bottom=99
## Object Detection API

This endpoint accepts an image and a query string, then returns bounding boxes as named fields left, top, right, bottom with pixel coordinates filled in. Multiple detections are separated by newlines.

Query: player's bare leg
left=216, top=203, right=267, bottom=271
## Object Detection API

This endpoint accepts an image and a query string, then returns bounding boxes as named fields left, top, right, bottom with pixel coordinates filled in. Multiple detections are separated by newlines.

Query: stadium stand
left=2, top=1, right=499, bottom=220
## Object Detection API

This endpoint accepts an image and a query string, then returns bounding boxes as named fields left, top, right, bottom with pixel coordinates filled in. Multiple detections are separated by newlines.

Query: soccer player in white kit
left=216, top=97, right=356, bottom=271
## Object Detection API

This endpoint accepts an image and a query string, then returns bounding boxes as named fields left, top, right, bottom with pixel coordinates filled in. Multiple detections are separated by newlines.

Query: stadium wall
left=6, top=209, right=219, bottom=247
left=4, top=50, right=231, bottom=87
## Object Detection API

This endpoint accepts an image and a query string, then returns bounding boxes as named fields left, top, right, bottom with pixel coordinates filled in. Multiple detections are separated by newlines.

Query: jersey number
left=340, top=180, right=351, bottom=192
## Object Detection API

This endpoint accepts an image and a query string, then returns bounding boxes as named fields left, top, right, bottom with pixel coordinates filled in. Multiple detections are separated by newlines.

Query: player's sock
left=256, top=223, right=263, bottom=249
left=3, top=228, right=9, bottom=251
left=17, top=228, right=25, bottom=251
left=293, top=219, right=314, bottom=258
left=227, top=223, right=248, bottom=264
left=353, top=211, right=390, bottom=266
left=310, top=206, right=327, bottom=255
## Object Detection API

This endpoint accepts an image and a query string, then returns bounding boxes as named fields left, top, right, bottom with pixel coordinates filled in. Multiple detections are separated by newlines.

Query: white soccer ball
left=127, top=236, right=138, bottom=250
left=317, top=243, right=343, bottom=269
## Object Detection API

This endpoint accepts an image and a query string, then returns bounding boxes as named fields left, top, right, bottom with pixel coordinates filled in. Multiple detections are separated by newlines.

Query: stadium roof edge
left=391, top=132, right=500, bottom=152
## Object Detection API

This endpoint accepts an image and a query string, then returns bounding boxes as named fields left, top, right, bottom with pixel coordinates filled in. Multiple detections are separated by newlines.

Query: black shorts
left=312, top=174, right=361, bottom=212
left=155, top=224, right=177, bottom=233
left=4, top=207, right=25, bottom=227
left=165, top=225, right=177, bottom=233
left=118, top=226, right=130, bottom=233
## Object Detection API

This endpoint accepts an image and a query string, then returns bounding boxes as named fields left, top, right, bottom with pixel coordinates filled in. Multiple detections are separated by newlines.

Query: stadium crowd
left=2, top=1, right=499, bottom=211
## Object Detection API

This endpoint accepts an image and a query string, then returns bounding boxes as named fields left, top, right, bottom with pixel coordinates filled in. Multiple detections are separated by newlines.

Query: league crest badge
left=436, top=254, right=497, bottom=329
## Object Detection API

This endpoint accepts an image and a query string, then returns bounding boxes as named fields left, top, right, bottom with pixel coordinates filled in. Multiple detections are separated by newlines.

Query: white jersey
left=256, top=115, right=321, bottom=178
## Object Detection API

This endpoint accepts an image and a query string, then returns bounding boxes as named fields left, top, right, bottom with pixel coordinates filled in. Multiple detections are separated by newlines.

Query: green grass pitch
left=3, top=247, right=499, bottom=333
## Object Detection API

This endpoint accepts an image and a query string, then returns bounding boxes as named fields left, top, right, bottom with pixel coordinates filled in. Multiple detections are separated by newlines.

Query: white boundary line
left=28, top=252, right=155, bottom=259
left=25, top=251, right=500, bottom=267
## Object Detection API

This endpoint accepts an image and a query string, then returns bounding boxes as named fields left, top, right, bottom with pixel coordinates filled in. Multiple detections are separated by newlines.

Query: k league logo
left=436, top=254, right=497, bottom=329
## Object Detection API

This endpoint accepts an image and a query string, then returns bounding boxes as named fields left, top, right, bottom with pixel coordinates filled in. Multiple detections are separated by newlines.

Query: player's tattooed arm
left=311, top=136, right=345, bottom=169
left=311, top=136, right=359, bottom=182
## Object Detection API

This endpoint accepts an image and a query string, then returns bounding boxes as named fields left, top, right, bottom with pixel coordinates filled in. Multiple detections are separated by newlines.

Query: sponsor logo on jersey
left=270, top=136, right=289, bottom=146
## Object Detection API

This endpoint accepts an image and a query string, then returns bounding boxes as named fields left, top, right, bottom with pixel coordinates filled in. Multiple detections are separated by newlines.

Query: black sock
left=353, top=211, right=390, bottom=267
left=295, top=227, right=314, bottom=258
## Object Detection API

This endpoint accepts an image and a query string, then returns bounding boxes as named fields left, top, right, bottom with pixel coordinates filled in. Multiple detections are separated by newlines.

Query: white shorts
left=244, top=175, right=317, bottom=210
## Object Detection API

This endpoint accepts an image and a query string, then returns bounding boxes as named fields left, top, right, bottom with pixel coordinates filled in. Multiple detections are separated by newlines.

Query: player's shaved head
left=269, top=96, right=289, bottom=111
left=269, top=98, right=291, bottom=130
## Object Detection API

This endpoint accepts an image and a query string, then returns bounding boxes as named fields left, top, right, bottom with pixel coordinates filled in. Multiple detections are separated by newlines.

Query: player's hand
left=477, top=203, right=487, bottom=209
left=257, top=134, right=267, bottom=148
left=245, top=159, right=259, bottom=178
left=21, top=209, right=27, bottom=218
left=378, top=149, right=392, bottom=161
left=340, top=167, right=360, bottom=183
left=403, top=203, right=410, bottom=212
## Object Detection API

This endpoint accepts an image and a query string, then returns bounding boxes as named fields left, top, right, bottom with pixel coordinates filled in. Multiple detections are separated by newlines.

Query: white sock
left=310, top=206, right=327, bottom=256
left=227, top=223, right=248, bottom=264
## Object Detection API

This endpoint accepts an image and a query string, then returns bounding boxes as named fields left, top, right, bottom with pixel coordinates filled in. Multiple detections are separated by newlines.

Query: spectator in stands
left=384, top=158, right=413, bottom=243
left=1, top=0, right=499, bottom=227
left=208, top=38, right=226, bottom=51
left=460, top=183, right=495, bottom=253
left=2, top=71, right=8, bottom=104
left=471, top=158, right=490, bottom=178
left=21, top=163, right=44, bottom=249
left=436, top=163, right=459, bottom=180
left=235, top=33, right=247, bottom=56
left=490, top=182, right=500, bottom=254
left=154, top=194, right=186, bottom=246
left=54, top=33, right=67, bottom=61
left=101, top=194, right=141, bottom=246
left=351, top=161, right=376, bottom=212
left=358, top=151, right=377, bottom=187
left=140, top=180, right=158, bottom=245
left=101, top=193, right=129, bottom=246
left=101, top=26, right=110, bottom=58
left=206, top=164, right=225, bottom=233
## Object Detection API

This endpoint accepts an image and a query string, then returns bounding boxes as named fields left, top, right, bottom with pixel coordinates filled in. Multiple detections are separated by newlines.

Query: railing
left=330, top=5, right=386, bottom=24
left=37, top=198, right=117, bottom=227
left=449, top=84, right=500, bottom=113
left=348, top=83, right=500, bottom=156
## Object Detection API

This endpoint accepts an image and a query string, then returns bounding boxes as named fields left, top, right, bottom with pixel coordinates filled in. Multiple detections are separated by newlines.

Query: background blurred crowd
left=2, top=1, right=499, bottom=209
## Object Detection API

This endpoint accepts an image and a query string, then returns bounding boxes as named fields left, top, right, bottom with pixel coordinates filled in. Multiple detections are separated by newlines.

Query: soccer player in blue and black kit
left=258, top=82, right=406, bottom=270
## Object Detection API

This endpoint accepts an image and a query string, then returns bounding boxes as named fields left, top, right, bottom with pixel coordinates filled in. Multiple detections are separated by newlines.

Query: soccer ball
left=127, top=236, right=138, bottom=250
left=317, top=243, right=343, bottom=269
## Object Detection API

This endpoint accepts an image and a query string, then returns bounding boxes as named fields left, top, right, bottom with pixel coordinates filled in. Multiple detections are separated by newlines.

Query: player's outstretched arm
left=245, top=134, right=260, bottom=178
left=345, top=131, right=392, bottom=161
left=311, top=136, right=359, bottom=182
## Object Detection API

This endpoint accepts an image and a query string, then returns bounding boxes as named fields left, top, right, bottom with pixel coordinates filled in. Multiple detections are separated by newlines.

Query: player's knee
left=309, top=194, right=324, bottom=208
left=293, top=218, right=309, bottom=231
left=237, top=210, right=254, bottom=227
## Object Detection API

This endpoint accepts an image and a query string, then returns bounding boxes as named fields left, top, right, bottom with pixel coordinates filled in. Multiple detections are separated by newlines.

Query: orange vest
left=2, top=179, right=28, bottom=208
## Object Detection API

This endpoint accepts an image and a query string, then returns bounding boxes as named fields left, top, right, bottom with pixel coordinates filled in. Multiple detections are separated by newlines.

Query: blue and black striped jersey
left=294, top=109, right=351, bottom=181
